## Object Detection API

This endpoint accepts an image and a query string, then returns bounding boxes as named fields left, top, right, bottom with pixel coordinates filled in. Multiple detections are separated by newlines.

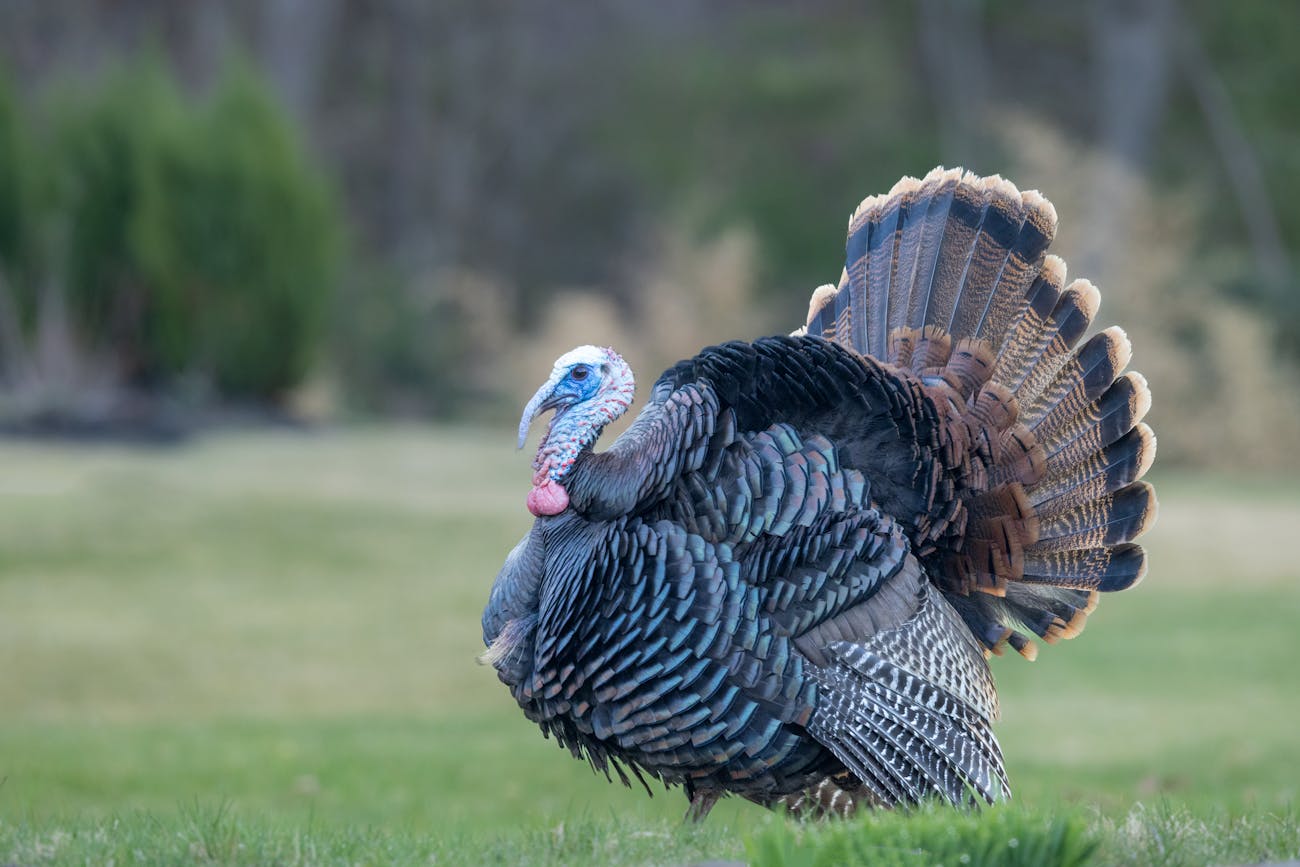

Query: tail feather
left=904, top=170, right=964, bottom=336
left=1032, top=423, right=1156, bottom=515
left=805, top=166, right=1155, bottom=659
left=1023, top=327, right=1132, bottom=435
left=887, top=181, right=964, bottom=370
left=1002, top=585, right=1098, bottom=643
left=990, top=255, right=1067, bottom=392
left=842, top=194, right=879, bottom=356
left=1045, top=416, right=1154, bottom=483
left=1031, top=481, right=1157, bottom=553
left=803, top=284, right=838, bottom=339
left=888, top=174, right=948, bottom=352
left=973, top=189, right=1058, bottom=344
left=865, top=183, right=908, bottom=357
left=1003, top=279, right=1100, bottom=404
left=919, top=173, right=990, bottom=335
left=948, top=177, right=1025, bottom=338
left=827, top=268, right=855, bottom=349
left=1021, top=542, right=1147, bottom=592
left=1040, top=372, right=1151, bottom=465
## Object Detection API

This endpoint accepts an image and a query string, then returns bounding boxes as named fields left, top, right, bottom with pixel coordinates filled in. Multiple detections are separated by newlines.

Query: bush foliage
left=1, top=58, right=339, bottom=403
left=0, top=72, right=37, bottom=320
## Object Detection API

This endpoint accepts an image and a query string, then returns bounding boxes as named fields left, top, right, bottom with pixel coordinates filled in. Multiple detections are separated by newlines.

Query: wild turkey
left=482, top=167, right=1156, bottom=819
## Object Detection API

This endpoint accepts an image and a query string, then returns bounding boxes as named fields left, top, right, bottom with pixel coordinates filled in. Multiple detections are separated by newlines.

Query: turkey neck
left=532, top=388, right=633, bottom=487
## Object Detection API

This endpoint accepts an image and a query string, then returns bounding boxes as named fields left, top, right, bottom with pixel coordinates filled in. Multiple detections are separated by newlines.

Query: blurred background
left=0, top=0, right=1298, bottom=463
left=1, top=0, right=1298, bottom=851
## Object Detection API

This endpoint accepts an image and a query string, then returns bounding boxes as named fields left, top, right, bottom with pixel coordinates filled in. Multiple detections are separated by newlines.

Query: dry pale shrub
left=0, top=276, right=125, bottom=428
left=500, top=226, right=780, bottom=435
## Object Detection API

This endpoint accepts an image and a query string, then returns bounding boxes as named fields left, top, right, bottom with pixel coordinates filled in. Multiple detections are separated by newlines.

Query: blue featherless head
left=517, top=346, right=635, bottom=516
left=517, top=346, right=635, bottom=451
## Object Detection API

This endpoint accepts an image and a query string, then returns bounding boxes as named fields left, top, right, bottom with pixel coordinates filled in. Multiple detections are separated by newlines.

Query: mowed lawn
left=1, top=427, right=1298, bottom=862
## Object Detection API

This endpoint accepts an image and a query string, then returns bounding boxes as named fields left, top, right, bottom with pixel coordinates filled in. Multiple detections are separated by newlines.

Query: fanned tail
left=806, top=166, right=1156, bottom=659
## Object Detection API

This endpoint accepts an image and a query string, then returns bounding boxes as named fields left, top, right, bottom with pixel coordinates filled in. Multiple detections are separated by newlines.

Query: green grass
left=1, top=426, right=1298, bottom=864
left=1, top=803, right=1296, bottom=866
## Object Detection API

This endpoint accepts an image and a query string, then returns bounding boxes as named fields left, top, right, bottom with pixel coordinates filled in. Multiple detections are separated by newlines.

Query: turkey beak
left=517, top=384, right=568, bottom=449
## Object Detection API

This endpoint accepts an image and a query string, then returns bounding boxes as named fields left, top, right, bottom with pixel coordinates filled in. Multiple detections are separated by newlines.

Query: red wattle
left=527, top=480, right=570, bottom=516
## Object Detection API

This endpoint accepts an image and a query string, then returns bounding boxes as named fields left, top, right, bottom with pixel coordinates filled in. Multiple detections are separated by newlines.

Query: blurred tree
left=1, top=55, right=341, bottom=420
left=0, top=70, right=36, bottom=376
left=0, top=72, right=25, bottom=276
left=132, top=63, right=340, bottom=399
left=0, top=69, right=46, bottom=315
left=50, top=58, right=181, bottom=384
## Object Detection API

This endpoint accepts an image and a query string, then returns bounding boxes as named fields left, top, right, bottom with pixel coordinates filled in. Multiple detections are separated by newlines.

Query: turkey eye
left=571, top=366, right=589, bottom=381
